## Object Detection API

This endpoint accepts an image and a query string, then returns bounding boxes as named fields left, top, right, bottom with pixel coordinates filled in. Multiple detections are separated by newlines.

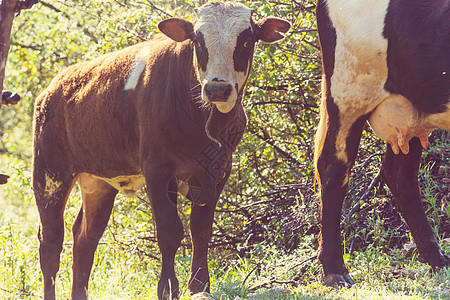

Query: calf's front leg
left=188, top=202, right=216, bottom=294
left=188, top=174, right=229, bottom=295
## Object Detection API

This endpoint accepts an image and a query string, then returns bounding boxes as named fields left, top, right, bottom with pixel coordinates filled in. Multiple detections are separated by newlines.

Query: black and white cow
left=32, top=2, right=290, bottom=300
left=314, top=0, right=450, bottom=286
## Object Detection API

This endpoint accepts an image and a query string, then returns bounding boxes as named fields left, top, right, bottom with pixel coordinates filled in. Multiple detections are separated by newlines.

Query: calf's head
left=158, top=2, right=290, bottom=113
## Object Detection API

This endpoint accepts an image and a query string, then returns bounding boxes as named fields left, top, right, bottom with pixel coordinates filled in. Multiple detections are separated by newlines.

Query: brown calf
left=32, top=2, right=290, bottom=299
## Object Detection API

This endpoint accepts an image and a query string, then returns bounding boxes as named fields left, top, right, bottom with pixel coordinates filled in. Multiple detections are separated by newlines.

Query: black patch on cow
left=383, top=0, right=450, bottom=114
left=316, top=0, right=340, bottom=160
left=194, top=31, right=208, bottom=72
left=345, top=114, right=369, bottom=164
left=233, top=27, right=254, bottom=73
left=315, top=0, right=345, bottom=177
left=316, top=0, right=337, bottom=78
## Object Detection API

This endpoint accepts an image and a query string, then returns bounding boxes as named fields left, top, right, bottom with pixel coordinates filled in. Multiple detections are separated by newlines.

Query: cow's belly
left=78, top=173, right=146, bottom=195
left=99, top=175, right=146, bottom=194
left=368, top=95, right=450, bottom=154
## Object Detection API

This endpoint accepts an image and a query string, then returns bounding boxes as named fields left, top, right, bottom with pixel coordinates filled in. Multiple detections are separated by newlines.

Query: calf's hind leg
left=71, top=174, right=118, bottom=300
left=34, top=170, right=76, bottom=300
left=381, top=137, right=450, bottom=268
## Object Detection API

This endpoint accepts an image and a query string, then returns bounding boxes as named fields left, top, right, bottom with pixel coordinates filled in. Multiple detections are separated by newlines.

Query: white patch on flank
left=124, top=46, right=151, bottom=91
left=326, top=0, right=390, bottom=162
left=195, top=2, right=253, bottom=113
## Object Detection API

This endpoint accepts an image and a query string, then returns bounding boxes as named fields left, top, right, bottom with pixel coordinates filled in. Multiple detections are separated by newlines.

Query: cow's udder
left=368, top=95, right=433, bottom=154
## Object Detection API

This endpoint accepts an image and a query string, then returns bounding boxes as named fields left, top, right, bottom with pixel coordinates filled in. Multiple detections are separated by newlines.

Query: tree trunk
left=1, top=0, right=38, bottom=184
left=0, top=0, right=19, bottom=97
left=0, top=0, right=38, bottom=106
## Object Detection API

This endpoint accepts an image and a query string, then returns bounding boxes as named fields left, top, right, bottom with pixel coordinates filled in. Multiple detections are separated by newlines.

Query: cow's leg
left=34, top=169, right=76, bottom=300
left=381, top=137, right=450, bottom=268
left=71, top=174, right=118, bottom=300
left=315, top=104, right=367, bottom=286
left=145, top=163, right=183, bottom=300
left=188, top=175, right=227, bottom=294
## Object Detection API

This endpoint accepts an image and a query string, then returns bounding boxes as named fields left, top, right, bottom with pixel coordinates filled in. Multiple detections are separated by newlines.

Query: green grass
left=206, top=244, right=450, bottom=300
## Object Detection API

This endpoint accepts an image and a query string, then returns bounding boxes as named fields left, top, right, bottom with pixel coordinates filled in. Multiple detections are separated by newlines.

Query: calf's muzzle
left=203, top=78, right=233, bottom=102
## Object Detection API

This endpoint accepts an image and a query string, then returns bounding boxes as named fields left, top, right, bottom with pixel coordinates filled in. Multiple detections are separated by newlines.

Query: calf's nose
left=204, top=81, right=232, bottom=102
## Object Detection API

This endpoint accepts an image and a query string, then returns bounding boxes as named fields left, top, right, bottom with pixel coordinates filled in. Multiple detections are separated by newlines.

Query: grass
left=208, top=244, right=450, bottom=300
left=2, top=193, right=449, bottom=300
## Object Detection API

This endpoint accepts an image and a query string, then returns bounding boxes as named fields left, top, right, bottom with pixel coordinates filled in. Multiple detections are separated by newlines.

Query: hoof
left=431, top=253, right=450, bottom=270
left=191, top=292, right=216, bottom=300
left=441, top=254, right=450, bottom=267
left=323, top=273, right=354, bottom=287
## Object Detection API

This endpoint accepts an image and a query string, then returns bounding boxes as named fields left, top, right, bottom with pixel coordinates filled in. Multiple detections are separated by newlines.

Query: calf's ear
left=158, top=18, right=195, bottom=42
left=256, top=17, right=291, bottom=44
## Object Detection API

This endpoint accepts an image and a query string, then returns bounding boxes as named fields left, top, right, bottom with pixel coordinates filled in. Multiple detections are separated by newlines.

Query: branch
left=10, top=42, right=42, bottom=51
left=351, top=153, right=383, bottom=177
left=14, top=0, right=39, bottom=13
left=251, top=100, right=303, bottom=107
left=341, top=171, right=382, bottom=228
left=254, top=132, right=300, bottom=166
left=291, top=29, right=317, bottom=34
left=39, top=1, right=70, bottom=18
left=241, top=263, right=261, bottom=288
left=141, top=0, right=173, bottom=18
left=39, top=1, right=99, bottom=43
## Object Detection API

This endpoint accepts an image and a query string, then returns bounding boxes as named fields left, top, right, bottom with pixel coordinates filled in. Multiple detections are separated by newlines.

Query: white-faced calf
left=32, top=2, right=290, bottom=299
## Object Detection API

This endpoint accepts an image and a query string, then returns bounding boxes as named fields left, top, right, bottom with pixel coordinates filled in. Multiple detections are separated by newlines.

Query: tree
left=0, top=0, right=38, bottom=107
left=0, top=0, right=38, bottom=183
